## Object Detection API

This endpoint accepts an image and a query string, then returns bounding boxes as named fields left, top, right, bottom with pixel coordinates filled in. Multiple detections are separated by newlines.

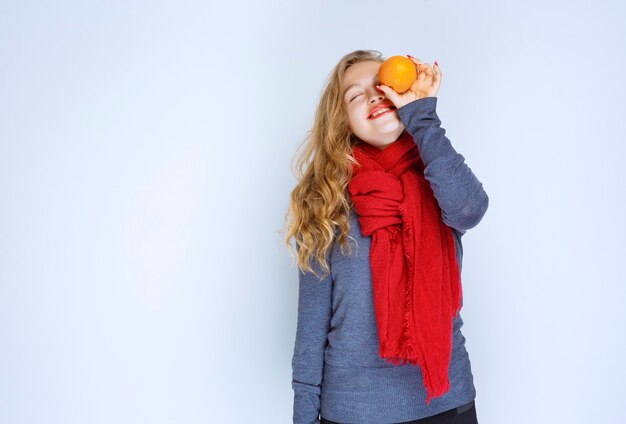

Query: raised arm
left=397, top=96, right=489, bottom=232
left=291, top=250, right=333, bottom=424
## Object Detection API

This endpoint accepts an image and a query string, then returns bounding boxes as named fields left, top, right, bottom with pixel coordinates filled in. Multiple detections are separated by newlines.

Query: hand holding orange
left=377, top=55, right=442, bottom=109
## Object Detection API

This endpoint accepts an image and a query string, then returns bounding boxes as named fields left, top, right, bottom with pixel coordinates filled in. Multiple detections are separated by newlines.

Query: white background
left=1, top=0, right=625, bottom=423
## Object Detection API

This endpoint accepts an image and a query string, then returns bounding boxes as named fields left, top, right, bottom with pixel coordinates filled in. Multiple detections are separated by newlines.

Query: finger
left=433, top=61, right=442, bottom=84
left=419, top=62, right=434, bottom=77
left=417, top=64, right=431, bottom=81
left=406, top=55, right=423, bottom=65
left=407, top=56, right=425, bottom=78
left=375, top=84, right=399, bottom=105
left=418, top=63, right=435, bottom=85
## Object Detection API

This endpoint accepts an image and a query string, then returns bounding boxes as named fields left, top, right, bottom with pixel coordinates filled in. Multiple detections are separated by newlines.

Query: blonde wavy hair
left=281, top=49, right=387, bottom=280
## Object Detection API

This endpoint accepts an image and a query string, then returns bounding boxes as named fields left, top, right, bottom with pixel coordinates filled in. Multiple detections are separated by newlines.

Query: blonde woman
left=284, top=49, right=488, bottom=424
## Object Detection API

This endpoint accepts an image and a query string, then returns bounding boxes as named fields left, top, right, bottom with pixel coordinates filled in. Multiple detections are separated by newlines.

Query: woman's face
left=342, top=60, right=405, bottom=150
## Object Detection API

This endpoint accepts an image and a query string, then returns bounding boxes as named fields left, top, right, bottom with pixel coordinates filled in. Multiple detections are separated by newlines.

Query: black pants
left=320, top=399, right=477, bottom=424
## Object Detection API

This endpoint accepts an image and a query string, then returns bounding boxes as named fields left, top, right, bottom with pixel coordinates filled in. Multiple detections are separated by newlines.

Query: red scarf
left=348, top=129, right=462, bottom=405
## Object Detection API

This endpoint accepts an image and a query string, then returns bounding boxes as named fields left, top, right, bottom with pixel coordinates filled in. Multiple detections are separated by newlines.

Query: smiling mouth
left=369, top=107, right=396, bottom=119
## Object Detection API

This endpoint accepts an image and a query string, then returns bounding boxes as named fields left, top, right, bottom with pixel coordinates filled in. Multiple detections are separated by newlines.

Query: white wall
left=1, top=0, right=625, bottom=423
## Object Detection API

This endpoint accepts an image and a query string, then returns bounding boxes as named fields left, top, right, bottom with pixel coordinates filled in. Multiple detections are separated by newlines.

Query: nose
left=369, top=91, right=385, bottom=102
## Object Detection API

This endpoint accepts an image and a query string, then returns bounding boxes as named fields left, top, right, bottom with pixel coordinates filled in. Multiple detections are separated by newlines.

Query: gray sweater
left=291, top=97, right=489, bottom=424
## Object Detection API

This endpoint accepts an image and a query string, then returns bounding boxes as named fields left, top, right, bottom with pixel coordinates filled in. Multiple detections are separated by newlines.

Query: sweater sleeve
left=397, top=96, right=489, bottom=232
left=291, top=251, right=333, bottom=424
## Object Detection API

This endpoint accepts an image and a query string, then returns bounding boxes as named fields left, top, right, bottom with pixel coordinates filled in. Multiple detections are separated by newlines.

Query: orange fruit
left=378, top=55, right=417, bottom=93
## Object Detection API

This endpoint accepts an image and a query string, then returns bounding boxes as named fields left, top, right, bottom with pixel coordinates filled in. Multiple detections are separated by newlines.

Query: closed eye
left=350, top=93, right=362, bottom=102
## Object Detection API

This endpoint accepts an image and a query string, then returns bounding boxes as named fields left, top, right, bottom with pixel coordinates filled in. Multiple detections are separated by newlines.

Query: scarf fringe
left=399, top=203, right=418, bottom=366
left=378, top=204, right=421, bottom=368
left=425, top=379, right=451, bottom=405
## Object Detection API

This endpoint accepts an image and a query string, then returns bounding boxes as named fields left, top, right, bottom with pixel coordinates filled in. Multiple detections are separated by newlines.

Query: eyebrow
left=343, top=75, right=379, bottom=99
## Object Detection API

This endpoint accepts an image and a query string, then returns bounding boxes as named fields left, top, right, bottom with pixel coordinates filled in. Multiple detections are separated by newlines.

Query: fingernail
left=434, top=60, right=439, bottom=67
left=407, top=54, right=414, bottom=59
